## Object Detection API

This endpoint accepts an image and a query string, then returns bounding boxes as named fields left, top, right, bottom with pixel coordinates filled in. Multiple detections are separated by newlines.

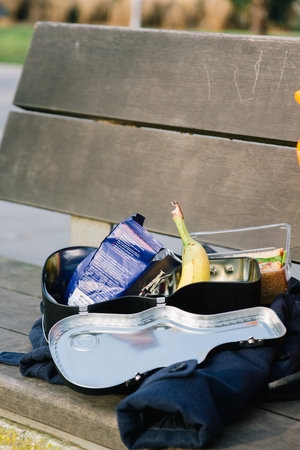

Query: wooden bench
left=0, top=22, right=300, bottom=449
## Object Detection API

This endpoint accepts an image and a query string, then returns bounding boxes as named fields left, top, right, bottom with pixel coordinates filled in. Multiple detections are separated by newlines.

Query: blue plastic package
left=65, top=215, right=163, bottom=306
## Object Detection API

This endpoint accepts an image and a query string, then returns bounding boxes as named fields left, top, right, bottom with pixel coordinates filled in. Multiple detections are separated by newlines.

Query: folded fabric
left=18, top=317, right=65, bottom=385
left=116, top=292, right=300, bottom=449
left=0, top=351, right=25, bottom=366
left=264, top=283, right=300, bottom=400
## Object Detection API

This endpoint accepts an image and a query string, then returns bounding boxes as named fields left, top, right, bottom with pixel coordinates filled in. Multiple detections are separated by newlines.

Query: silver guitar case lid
left=48, top=303, right=286, bottom=394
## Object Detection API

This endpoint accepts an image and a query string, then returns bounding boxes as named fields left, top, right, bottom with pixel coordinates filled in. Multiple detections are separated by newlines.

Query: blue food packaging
left=65, top=215, right=163, bottom=306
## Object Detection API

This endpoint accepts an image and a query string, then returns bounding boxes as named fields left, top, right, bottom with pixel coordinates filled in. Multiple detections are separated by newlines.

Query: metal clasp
left=79, top=305, right=89, bottom=315
left=239, top=336, right=264, bottom=347
left=156, top=297, right=166, bottom=307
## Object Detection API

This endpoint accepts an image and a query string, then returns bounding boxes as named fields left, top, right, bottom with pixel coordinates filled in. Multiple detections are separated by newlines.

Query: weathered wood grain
left=1, top=111, right=300, bottom=260
left=0, top=287, right=41, bottom=334
left=214, top=406, right=300, bottom=449
left=0, top=256, right=41, bottom=298
left=14, top=22, right=300, bottom=143
left=0, top=257, right=41, bottom=336
left=0, top=364, right=125, bottom=450
left=256, top=400, right=300, bottom=421
left=0, top=329, right=32, bottom=353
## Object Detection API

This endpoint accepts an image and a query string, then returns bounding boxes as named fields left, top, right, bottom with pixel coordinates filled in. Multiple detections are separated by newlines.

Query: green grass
left=0, top=25, right=34, bottom=64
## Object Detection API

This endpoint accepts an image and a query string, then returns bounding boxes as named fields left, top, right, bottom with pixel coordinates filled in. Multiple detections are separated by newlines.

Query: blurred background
left=1, top=0, right=300, bottom=38
left=1, top=0, right=300, bottom=266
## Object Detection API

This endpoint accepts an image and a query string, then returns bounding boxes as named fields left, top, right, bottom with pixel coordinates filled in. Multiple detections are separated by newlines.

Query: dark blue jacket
left=116, top=291, right=300, bottom=449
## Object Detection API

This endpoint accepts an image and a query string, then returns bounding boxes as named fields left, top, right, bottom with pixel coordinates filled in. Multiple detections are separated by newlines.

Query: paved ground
left=0, top=63, right=21, bottom=132
left=0, top=63, right=70, bottom=266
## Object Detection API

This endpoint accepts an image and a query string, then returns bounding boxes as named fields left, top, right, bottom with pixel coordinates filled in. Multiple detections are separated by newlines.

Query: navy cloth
left=18, top=317, right=65, bottom=385
left=263, top=281, right=300, bottom=400
left=116, top=293, right=300, bottom=449
left=0, top=317, right=64, bottom=385
left=0, top=351, right=24, bottom=366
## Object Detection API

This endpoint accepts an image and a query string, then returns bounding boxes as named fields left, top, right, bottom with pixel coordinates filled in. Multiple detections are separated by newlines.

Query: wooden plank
left=14, top=22, right=300, bottom=143
left=0, top=287, right=41, bottom=335
left=1, top=111, right=300, bottom=260
left=0, top=256, right=41, bottom=298
left=214, top=406, right=300, bottom=449
left=0, top=328, right=32, bottom=353
left=256, top=400, right=300, bottom=421
left=0, top=257, right=42, bottom=337
left=0, top=364, right=125, bottom=449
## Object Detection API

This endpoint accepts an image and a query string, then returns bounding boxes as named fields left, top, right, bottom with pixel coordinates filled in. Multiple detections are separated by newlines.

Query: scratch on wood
left=233, top=64, right=255, bottom=105
left=233, top=65, right=243, bottom=104
left=266, top=202, right=283, bottom=213
left=252, top=50, right=262, bottom=95
left=267, top=65, right=274, bottom=93
left=277, top=50, right=287, bottom=93
left=276, top=50, right=295, bottom=93
left=202, top=63, right=211, bottom=101
left=233, top=50, right=264, bottom=104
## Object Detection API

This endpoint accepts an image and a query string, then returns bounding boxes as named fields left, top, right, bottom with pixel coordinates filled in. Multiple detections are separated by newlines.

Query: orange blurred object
left=295, top=91, right=300, bottom=165
left=295, top=90, right=300, bottom=105
left=297, top=140, right=300, bottom=166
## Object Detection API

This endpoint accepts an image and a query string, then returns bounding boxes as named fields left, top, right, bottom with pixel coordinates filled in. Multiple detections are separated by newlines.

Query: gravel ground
left=0, top=417, right=83, bottom=449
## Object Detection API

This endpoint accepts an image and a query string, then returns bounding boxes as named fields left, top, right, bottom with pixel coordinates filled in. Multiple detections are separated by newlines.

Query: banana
left=171, top=200, right=210, bottom=290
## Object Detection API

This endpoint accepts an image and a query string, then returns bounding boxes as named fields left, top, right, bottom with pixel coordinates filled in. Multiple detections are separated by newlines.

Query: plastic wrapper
left=65, top=214, right=163, bottom=306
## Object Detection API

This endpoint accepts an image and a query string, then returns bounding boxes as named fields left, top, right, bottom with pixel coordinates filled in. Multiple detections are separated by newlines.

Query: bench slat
left=0, top=288, right=41, bottom=335
left=14, top=22, right=300, bottom=143
left=256, top=400, right=300, bottom=421
left=0, top=256, right=42, bottom=297
left=0, top=328, right=32, bottom=353
left=1, top=111, right=300, bottom=260
left=1, top=364, right=300, bottom=450
left=0, top=364, right=125, bottom=449
left=215, top=407, right=300, bottom=449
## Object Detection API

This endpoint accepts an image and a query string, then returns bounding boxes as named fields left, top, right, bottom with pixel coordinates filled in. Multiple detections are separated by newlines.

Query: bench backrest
left=1, top=22, right=300, bottom=259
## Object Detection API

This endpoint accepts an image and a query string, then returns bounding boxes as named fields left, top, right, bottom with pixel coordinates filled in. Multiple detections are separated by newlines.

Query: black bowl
left=42, top=247, right=261, bottom=339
